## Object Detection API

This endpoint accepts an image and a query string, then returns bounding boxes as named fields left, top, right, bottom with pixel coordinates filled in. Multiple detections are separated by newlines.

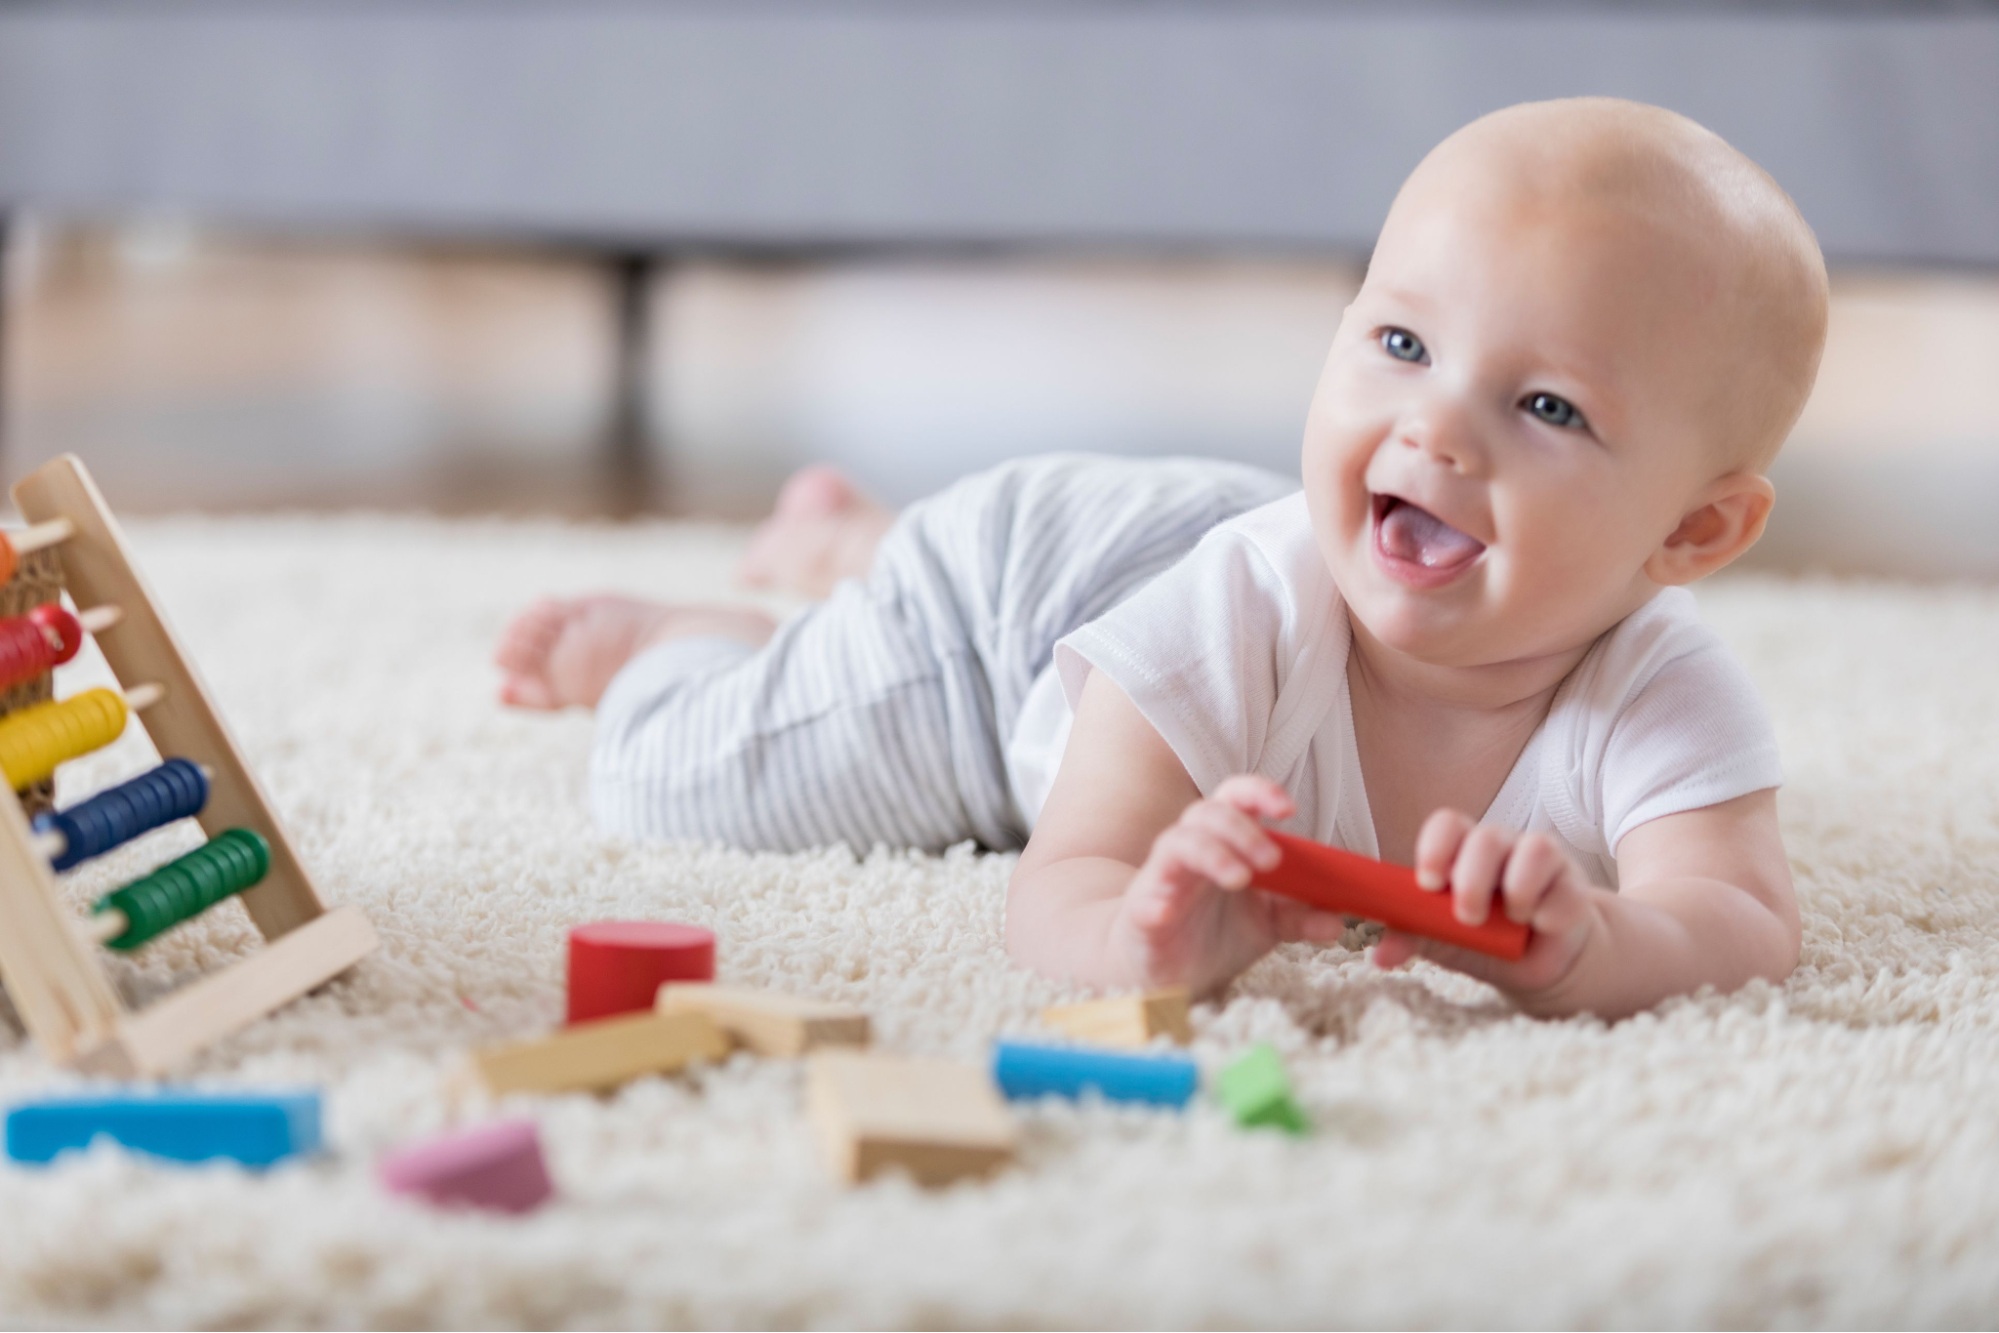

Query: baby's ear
left=1645, top=472, right=1775, bottom=586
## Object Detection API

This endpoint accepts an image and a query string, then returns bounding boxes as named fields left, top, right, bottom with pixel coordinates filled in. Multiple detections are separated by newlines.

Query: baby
left=497, top=98, right=1828, bottom=1018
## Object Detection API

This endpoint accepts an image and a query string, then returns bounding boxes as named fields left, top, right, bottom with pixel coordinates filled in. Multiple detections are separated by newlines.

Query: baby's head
left=1302, top=97, right=1828, bottom=668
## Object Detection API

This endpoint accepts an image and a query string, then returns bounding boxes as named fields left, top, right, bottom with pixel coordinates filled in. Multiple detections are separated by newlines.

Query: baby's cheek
left=1333, top=435, right=1382, bottom=520
left=1499, top=484, right=1616, bottom=580
left=1300, top=466, right=1365, bottom=566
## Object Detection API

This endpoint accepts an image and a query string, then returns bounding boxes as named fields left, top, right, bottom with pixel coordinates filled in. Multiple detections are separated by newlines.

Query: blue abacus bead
left=992, top=1039, right=1199, bottom=1108
left=32, top=807, right=89, bottom=870
left=5, top=1090, right=321, bottom=1167
left=37, top=758, right=209, bottom=871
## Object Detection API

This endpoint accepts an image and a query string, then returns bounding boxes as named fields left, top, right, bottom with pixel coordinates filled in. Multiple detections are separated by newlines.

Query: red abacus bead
left=28, top=604, right=84, bottom=665
left=0, top=616, right=49, bottom=690
left=565, top=921, right=716, bottom=1025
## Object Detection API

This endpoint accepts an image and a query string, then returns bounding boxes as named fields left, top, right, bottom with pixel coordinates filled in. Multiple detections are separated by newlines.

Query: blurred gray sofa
left=1, top=1, right=1995, bottom=264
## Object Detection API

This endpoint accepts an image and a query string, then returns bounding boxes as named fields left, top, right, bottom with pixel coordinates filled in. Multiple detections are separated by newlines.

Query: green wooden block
left=1216, top=1043, right=1310, bottom=1135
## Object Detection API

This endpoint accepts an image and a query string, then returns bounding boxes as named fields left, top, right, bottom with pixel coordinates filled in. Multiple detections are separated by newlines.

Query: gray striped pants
left=590, top=454, right=1295, bottom=853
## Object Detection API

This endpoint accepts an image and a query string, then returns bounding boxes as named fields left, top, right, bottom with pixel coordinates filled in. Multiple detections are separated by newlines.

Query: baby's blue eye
left=1524, top=392, right=1585, bottom=430
left=1380, top=328, right=1427, bottom=364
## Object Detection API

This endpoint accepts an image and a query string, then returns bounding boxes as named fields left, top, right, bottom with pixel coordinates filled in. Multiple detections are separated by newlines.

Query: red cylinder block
left=565, top=921, right=716, bottom=1024
left=1251, top=831, right=1531, bottom=961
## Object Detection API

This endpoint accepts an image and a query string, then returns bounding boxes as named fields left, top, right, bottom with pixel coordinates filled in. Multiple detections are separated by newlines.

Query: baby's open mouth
left=1372, top=494, right=1486, bottom=573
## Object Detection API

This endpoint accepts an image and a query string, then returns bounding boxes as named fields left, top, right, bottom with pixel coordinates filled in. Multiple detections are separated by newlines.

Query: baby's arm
left=1378, top=790, right=1798, bottom=1019
left=1007, top=668, right=1348, bottom=994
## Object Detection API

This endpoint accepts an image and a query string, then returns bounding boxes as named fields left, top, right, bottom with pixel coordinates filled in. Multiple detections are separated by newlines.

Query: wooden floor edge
left=76, top=905, right=379, bottom=1077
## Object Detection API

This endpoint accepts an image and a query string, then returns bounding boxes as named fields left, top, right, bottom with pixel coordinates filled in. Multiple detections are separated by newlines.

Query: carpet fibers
left=1, top=513, right=1997, bottom=1329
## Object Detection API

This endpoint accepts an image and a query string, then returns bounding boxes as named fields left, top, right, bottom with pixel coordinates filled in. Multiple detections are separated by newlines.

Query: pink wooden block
left=377, top=1119, right=554, bottom=1214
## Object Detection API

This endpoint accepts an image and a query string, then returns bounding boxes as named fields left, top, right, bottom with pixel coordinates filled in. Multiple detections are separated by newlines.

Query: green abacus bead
left=95, top=829, right=273, bottom=951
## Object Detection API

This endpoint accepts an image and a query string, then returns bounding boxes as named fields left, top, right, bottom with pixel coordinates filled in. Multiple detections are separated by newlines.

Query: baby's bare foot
left=737, top=465, right=897, bottom=599
left=495, top=595, right=775, bottom=710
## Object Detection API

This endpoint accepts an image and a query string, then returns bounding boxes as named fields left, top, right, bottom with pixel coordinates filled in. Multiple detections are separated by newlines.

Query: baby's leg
left=497, top=465, right=891, bottom=710
left=495, top=597, right=776, bottom=710
left=589, top=453, right=1297, bottom=855
left=737, top=465, right=897, bottom=598
left=589, top=575, right=1003, bottom=853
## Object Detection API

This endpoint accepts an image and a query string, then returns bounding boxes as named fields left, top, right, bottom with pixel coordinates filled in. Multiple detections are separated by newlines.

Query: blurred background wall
left=2, top=2, right=1996, bottom=577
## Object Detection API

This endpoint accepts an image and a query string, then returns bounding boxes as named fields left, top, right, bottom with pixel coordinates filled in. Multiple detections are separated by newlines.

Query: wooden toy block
left=0, top=455, right=377, bottom=1075
left=807, top=1051, right=1016, bottom=1187
left=377, top=1118, right=554, bottom=1213
left=992, top=1039, right=1199, bottom=1108
left=1042, top=987, right=1192, bottom=1048
left=1251, top=830, right=1531, bottom=960
left=657, top=983, right=870, bottom=1057
left=566, top=920, right=716, bottom=1024
left=5, top=1089, right=322, bottom=1166
left=471, top=1009, right=728, bottom=1096
left=1215, top=1044, right=1310, bottom=1135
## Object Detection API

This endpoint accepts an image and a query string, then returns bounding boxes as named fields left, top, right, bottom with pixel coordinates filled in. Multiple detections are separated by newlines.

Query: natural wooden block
left=472, top=1009, right=727, bottom=1096
left=658, top=983, right=870, bottom=1057
left=1042, top=988, right=1193, bottom=1048
left=807, top=1052, right=1016, bottom=1187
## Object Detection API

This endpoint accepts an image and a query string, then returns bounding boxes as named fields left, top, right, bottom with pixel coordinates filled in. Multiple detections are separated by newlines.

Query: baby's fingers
left=1213, top=774, right=1297, bottom=823
left=1523, top=857, right=1595, bottom=941
left=1184, top=800, right=1282, bottom=876
left=1154, top=824, right=1256, bottom=893
left=1130, top=826, right=1262, bottom=933
left=1414, top=808, right=1476, bottom=891
left=1369, top=930, right=1421, bottom=970
left=1449, top=824, right=1515, bottom=926
left=1498, top=832, right=1566, bottom=924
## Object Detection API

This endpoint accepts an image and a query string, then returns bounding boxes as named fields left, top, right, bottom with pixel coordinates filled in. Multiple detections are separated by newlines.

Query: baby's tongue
left=1380, top=500, right=1484, bottom=568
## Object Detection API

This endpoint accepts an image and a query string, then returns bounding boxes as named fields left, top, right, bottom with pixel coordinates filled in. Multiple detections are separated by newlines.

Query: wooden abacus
left=0, top=455, right=377, bottom=1076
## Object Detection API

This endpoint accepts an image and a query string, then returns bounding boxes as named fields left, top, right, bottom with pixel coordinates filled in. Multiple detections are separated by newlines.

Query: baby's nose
left=1396, top=405, right=1486, bottom=477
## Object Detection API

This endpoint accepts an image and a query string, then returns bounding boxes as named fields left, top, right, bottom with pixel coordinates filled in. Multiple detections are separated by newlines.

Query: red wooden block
left=1250, top=831, right=1530, bottom=961
left=566, top=921, right=716, bottom=1024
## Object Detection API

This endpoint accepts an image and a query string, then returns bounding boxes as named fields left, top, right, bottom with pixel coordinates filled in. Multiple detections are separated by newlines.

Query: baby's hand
left=1371, top=809, right=1602, bottom=1001
left=1110, top=775, right=1349, bottom=994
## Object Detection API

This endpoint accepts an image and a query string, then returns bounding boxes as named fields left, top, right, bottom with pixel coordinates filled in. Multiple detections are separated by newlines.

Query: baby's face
left=1301, top=175, right=1735, bottom=669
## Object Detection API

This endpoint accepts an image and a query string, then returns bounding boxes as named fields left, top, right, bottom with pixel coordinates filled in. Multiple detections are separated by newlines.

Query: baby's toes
left=736, top=523, right=786, bottom=588
left=493, top=599, right=570, bottom=671
left=498, top=672, right=560, bottom=711
left=772, top=464, right=863, bottom=519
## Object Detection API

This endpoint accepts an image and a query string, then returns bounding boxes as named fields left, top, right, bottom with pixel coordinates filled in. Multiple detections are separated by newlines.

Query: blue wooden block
left=991, top=1039, right=1198, bottom=1108
left=5, top=1091, right=322, bottom=1168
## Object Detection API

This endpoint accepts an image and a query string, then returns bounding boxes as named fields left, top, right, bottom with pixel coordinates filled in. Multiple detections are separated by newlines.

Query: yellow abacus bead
left=0, top=688, right=129, bottom=791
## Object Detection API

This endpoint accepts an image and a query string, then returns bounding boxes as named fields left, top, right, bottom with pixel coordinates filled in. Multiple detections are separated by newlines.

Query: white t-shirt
left=1003, top=492, right=1782, bottom=888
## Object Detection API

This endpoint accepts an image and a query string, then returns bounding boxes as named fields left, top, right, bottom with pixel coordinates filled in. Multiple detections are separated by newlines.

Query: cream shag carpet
left=1, top=512, right=1997, bottom=1330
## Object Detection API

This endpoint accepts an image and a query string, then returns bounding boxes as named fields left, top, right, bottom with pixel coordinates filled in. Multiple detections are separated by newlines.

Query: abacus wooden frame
left=0, top=454, right=377, bottom=1076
